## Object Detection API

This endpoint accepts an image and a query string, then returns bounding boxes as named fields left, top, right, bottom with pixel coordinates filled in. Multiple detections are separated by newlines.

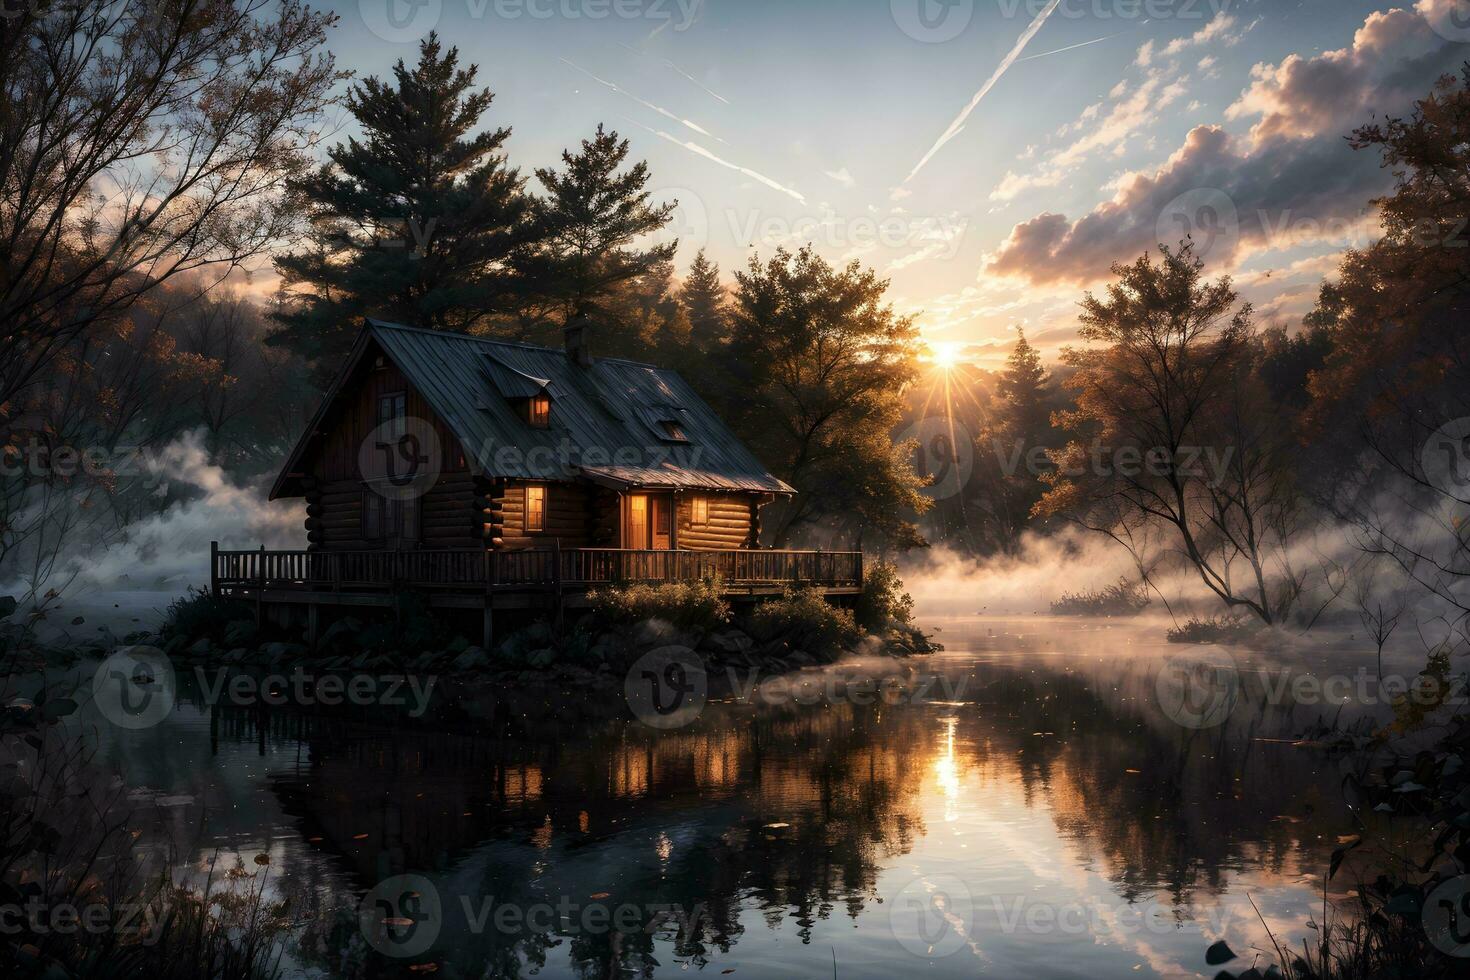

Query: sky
left=296, top=0, right=1470, bottom=367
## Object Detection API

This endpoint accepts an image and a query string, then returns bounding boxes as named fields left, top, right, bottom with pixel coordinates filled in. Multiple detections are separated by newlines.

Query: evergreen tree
left=975, top=329, right=1055, bottom=554
left=679, top=249, right=728, bottom=348
left=994, top=330, right=1050, bottom=441
left=517, top=125, right=676, bottom=337
left=593, top=259, right=692, bottom=361
left=270, top=34, right=534, bottom=381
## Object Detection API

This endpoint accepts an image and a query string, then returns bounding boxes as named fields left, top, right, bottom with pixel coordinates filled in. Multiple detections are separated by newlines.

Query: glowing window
left=691, top=497, right=708, bottom=525
left=526, top=485, right=546, bottom=532
left=659, top=420, right=687, bottom=441
left=527, top=394, right=551, bottom=428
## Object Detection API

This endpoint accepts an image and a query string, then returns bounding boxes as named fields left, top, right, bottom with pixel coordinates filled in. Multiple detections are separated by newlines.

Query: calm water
left=60, top=616, right=1415, bottom=979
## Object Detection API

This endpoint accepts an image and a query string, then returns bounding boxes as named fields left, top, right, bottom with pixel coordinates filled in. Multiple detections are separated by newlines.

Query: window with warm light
left=527, top=394, right=551, bottom=428
left=691, top=496, right=708, bottom=525
left=659, top=419, right=687, bottom=442
left=526, top=485, right=546, bottom=532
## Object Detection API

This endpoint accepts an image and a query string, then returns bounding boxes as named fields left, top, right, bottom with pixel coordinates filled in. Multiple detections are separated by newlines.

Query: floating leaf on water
left=590, top=892, right=610, bottom=900
left=254, top=854, right=270, bottom=866
left=1205, top=939, right=1237, bottom=965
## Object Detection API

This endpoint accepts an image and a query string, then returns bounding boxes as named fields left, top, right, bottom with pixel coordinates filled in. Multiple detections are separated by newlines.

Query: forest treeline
left=2, top=2, right=1469, bottom=628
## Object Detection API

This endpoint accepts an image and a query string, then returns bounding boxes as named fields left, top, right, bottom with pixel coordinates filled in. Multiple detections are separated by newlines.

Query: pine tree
left=995, top=329, right=1050, bottom=442
left=976, top=329, right=1054, bottom=553
left=518, top=125, right=676, bottom=335
left=269, top=34, right=534, bottom=381
left=679, top=249, right=728, bottom=348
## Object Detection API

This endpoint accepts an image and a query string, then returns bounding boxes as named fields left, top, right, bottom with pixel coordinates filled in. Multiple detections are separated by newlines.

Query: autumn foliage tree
left=724, top=247, right=928, bottom=549
left=0, top=0, right=341, bottom=420
left=1304, top=66, right=1470, bottom=614
left=1038, top=243, right=1309, bottom=624
left=0, top=0, right=340, bottom=595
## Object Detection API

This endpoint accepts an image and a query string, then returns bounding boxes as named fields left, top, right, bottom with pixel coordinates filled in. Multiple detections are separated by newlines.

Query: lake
left=62, top=614, right=1413, bottom=979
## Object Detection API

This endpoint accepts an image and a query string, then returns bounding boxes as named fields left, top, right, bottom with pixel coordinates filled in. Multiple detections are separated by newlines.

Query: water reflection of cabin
left=212, top=319, right=861, bottom=644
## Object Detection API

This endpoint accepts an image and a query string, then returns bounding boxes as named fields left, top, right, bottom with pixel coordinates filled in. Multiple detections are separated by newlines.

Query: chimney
left=564, top=312, right=593, bottom=367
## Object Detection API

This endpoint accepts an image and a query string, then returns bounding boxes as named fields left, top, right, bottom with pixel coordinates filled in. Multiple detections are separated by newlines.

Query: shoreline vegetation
left=0, top=562, right=938, bottom=978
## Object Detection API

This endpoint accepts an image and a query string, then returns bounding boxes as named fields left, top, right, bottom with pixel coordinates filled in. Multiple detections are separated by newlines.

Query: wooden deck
left=213, top=544, right=862, bottom=593
left=211, top=544, right=863, bottom=645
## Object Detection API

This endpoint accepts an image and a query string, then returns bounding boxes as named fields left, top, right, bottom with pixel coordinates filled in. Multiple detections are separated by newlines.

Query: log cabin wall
left=302, top=346, right=477, bottom=552
left=676, top=492, right=757, bottom=551
left=295, top=340, right=772, bottom=554
left=480, top=480, right=597, bottom=551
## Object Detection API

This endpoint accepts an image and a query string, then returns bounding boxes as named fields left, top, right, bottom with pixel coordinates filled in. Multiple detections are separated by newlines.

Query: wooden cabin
left=212, top=320, right=861, bottom=643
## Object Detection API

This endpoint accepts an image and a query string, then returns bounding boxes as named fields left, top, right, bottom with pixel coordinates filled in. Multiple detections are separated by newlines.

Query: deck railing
left=210, top=545, right=863, bottom=593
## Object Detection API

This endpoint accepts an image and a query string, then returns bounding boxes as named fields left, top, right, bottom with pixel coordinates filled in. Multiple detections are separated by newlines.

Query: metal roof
left=271, top=321, right=795, bottom=498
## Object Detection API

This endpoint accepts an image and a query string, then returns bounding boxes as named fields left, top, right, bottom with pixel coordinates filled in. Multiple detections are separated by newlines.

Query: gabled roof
left=270, top=320, right=795, bottom=499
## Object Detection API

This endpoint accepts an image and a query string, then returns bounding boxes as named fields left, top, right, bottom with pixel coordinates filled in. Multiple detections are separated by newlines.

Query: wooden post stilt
left=307, top=602, right=319, bottom=648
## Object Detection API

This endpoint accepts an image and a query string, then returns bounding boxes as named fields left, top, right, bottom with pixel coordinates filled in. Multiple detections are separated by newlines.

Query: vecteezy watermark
left=1157, top=187, right=1240, bottom=263
left=359, top=0, right=443, bottom=43
left=625, top=646, right=708, bottom=729
left=899, top=416, right=976, bottom=502
left=0, top=439, right=188, bottom=482
left=648, top=186, right=709, bottom=253
left=984, top=895, right=1237, bottom=939
left=358, top=0, right=706, bottom=43
left=994, top=438, right=1237, bottom=487
left=0, top=898, right=168, bottom=943
left=889, top=875, right=975, bottom=958
left=91, top=649, right=438, bottom=729
left=891, top=0, right=974, bottom=43
left=359, top=415, right=443, bottom=502
left=194, top=669, right=438, bottom=719
left=357, top=874, right=709, bottom=958
left=1424, top=875, right=1470, bottom=958
left=468, top=436, right=705, bottom=480
left=1422, top=417, right=1470, bottom=498
left=359, top=874, right=443, bottom=958
left=92, top=646, right=177, bottom=730
left=1159, top=186, right=1470, bottom=262
left=1155, top=660, right=1469, bottom=730
left=896, top=0, right=1236, bottom=41
left=1154, top=647, right=1239, bottom=730
left=623, top=648, right=969, bottom=729
left=726, top=209, right=969, bottom=261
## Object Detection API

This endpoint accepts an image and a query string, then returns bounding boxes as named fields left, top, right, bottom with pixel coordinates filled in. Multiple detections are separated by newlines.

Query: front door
left=624, top=493, right=673, bottom=550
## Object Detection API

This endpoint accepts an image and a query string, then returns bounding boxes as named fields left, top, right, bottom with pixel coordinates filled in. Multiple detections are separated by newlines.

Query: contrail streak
left=902, top=0, right=1063, bottom=185
left=561, top=58, right=723, bottom=143
left=615, top=42, right=731, bottom=104
left=1016, top=32, right=1126, bottom=62
left=663, top=59, right=730, bottom=104
left=620, top=115, right=805, bottom=203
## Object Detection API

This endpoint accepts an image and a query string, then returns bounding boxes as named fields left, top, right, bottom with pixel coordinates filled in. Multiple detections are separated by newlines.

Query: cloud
left=989, top=68, right=1188, bottom=202
left=985, top=1, right=1465, bottom=286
